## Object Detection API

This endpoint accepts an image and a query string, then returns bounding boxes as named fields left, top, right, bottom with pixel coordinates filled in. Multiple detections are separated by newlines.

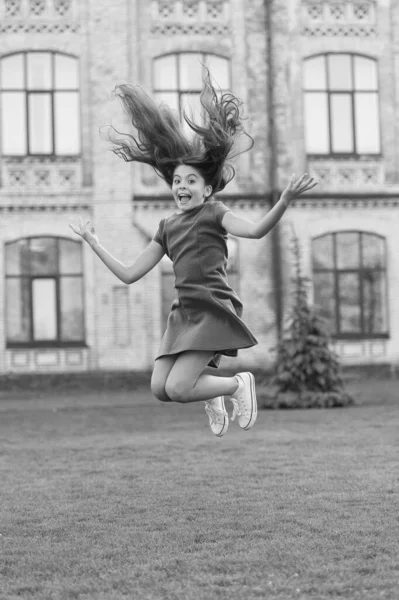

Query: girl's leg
left=165, top=350, right=239, bottom=403
left=151, top=355, right=178, bottom=402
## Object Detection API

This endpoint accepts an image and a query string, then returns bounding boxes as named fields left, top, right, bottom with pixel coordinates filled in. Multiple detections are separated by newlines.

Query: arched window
left=153, top=52, right=230, bottom=134
left=0, top=51, right=80, bottom=156
left=312, top=232, right=388, bottom=338
left=160, top=236, right=240, bottom=331
left=5, top=237, right=85, bottom=345
left=303, top=54, right=380, bottom=156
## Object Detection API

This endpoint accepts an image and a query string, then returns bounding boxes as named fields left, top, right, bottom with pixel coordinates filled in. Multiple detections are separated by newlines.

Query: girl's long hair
left=103, top=68, right=254, bottom=194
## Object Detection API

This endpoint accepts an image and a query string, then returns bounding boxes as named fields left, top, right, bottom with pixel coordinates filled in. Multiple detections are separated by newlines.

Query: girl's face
left=172, top=165, right=213, bottom=213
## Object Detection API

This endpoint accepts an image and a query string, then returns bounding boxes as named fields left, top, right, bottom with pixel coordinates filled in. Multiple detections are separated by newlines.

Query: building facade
left=0, top=0, right=397, bottom=374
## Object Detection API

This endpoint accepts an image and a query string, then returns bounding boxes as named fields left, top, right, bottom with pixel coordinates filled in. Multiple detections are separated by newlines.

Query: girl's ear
left=204, top=185, right=213, bottom=198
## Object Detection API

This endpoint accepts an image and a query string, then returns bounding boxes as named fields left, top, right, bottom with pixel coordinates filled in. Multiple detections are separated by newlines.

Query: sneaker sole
left=214, top=415, right=228, bottom=437
left=211, top=397, right=229, bottom=437
left=239, top=372, right=257, bottom=430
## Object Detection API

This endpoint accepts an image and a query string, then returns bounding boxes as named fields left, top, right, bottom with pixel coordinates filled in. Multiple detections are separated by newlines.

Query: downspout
left=265, top=0, right=283, bottom=337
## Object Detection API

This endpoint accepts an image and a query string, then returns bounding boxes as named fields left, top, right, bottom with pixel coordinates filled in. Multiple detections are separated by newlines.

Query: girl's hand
left=69, top=217, right=99, bottom=247
left=281, top=173, right=318, bottom=206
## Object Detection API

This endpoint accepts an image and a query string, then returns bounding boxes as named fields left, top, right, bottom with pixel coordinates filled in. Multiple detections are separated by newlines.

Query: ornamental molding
left=133, top=196, right=271, bottom=211
left=0, top=22, right=80, bottom=32
left=0, top=0, right=80, bottom=33
left=307, top=159, right=384, bottom=190
left=301, top=0, right=377, bottom=37
left=293, top=196, right=399, bottom=209
left=150, top=0, right=230, bottom=36
left=1, top=157, right=82, bottom=193
left=0, top=203, right=90, bottom=212
left=151, top=22, right=230, bottom=36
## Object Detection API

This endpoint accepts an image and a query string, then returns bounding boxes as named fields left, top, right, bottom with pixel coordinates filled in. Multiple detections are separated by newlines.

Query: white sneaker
left=204, top=396, right=228, bottom=437
left=230, top=372, right=257, bottom=430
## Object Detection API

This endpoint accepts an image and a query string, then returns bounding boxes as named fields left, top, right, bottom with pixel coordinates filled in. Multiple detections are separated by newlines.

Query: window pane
left=28, top=93, right=52, bottom=154
left=304, top=56, right=327, bottom=90
left=304, top=93, right=329, bottom=153
left=206, top=55, right=230, bottom=90
left=1, top=54, right=24, bottom=89
left=155, top=92, right=179, bottom=114
left=336, top=232, right=360, bottom=269
left=354, top=56, right=377, bottom=91
left=338, top=273, right=361, bottom=333
left=32, top=278, right=57, bottom=340
left=312, top=235, right=334, bottom=269
left=27, top=53, right=52, bottom=90
left=227, top=238, right=238, bottom=266
left=6, top=240, right=30, bottom=275
left=330, top=94, right=354, bottom=153
left=181, top=92, right=202, bottom=137
left=60, top=277, right=84, bottom=341
left=179, top=54, right=203, bottom=91
left=328, top=55, right=352, bottom=90
left=161, top=255, right=174, bottom=273
left=362, top=234, right=385, bottom=269
left=1, top=92, right=27, bottom=155
left=6, top=278, right=31, bottom=342
left=54, top=54, right=78, bottom=89
left=54, top=92, right=80, bottom=154
left=181, top=92, right=202, bottom=122
left=363, top=271, right=388, bottom=334
left=112, top=286, right=129, bottom=346
left=313, top=272, right=336, bottom=334
left=355, top=93, right=380, bottom=153
left=154, top=55, right=177, bottom=90
left=59, top=239, right=82, bottom=274
left=30, top=238, right=57, bottom=275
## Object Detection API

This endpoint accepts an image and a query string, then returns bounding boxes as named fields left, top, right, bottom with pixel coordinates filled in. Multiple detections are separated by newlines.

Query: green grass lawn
left=0, top=378, right=398, bottom=600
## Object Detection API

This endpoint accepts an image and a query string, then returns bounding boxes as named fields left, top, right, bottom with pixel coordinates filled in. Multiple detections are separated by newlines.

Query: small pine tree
left=264, top=234, right=354, bottom=409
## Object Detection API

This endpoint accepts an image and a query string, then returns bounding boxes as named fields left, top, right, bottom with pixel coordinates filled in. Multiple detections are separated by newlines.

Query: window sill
left=331, top=334, right=389, bottom=341
left=7, top=342, right=89, bottom=349
left=307, top=154, right=382, bottom=161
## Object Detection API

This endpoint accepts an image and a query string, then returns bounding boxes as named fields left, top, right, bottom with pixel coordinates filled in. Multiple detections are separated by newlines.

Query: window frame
left=304, top=52, right=381, bottom=158
left=5, top=235, right=86, bottom=348
left=152, top=51, right=232, bottom=120
left=0, top=50, right=81, bottom=158
left=312, top=231, right=389, bottom=339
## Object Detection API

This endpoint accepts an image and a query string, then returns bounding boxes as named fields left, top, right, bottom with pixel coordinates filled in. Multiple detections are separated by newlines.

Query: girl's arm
left=222, top=173, right=318, bottom=240
left=69, top=218, right=165, bottom=284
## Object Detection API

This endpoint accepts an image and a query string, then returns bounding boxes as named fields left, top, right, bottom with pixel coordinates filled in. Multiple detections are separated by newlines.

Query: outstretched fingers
left=294, top=174, right=318, bottom=195
left=69, top=217, right=89, bottom=237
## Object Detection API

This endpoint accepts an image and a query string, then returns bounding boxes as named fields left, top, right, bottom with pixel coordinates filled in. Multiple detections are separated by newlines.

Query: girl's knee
left=164, top=378, right=192, bottom=403
left=150, top=378, right=171, bottom=403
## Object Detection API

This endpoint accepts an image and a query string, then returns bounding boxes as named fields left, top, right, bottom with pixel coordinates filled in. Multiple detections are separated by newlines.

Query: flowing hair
left=102, top=68, right=254, bottom=194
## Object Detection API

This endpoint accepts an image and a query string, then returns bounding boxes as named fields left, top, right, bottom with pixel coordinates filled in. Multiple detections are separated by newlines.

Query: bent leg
left=151, top=355, right=178, bottom=402
left=165, top=350, right=239, bottom=403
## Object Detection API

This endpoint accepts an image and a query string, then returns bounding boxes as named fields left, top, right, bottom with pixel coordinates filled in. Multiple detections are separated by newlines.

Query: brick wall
left=1, top=0, right=399, bottom=375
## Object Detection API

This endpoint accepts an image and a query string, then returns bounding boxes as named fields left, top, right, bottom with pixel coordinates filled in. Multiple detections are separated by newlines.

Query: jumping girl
left=69, top=72, right=317, bottom=437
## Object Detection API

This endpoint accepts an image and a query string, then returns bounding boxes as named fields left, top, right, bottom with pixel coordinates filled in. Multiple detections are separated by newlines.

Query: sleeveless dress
left=152, top=199, right=258, bottom=368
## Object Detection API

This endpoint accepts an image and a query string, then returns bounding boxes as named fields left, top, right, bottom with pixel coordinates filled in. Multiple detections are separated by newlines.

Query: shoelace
left=204, top=402, right=227, bottom=426
left=230, top=396, right=250, bottom=422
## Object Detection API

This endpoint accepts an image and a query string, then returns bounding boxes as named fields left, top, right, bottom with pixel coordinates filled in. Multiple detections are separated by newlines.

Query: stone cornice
left=0, top=204, right=90, bottom=213
left=134, top=193, right=399, bottom=210
left=293, top=194, right=399, bottom=209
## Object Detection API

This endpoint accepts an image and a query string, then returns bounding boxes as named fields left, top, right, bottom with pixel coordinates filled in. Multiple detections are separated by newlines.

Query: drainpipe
left=265, top=0, right=283, bottom=338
